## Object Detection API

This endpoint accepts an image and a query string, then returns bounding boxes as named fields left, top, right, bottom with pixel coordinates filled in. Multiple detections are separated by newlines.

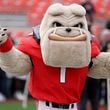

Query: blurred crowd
left=0, top=69, right=28, bottom=102
left=0, top=0, right=110, bottom=110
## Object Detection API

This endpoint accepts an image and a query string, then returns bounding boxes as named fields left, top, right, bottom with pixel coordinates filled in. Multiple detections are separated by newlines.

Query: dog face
left=40, top=3, right=91, bottom=68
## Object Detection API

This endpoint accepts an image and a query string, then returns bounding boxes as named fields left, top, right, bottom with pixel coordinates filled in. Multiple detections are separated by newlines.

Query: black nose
left=66, top=28, right=71, bottom=32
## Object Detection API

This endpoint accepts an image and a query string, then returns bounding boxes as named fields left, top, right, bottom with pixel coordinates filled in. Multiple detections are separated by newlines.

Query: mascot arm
left=88, top=52, right=110, bottom=79
left=0, top=47, right=32, bottom=77
left=0, top=28, right=32, bottom=77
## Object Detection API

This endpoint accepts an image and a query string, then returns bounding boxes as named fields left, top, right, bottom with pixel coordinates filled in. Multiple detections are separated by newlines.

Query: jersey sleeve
left=0, top=38, right=13, bottom=52
left=17, top=37, right=33, bottom=55
left=91, top=36, right=101, bottom=58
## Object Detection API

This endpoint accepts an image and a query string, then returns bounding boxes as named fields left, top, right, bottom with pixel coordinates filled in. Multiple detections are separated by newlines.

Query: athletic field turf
left=0, top=101, right=36, bottom=110
left=0, top=101, right=107, bottom=110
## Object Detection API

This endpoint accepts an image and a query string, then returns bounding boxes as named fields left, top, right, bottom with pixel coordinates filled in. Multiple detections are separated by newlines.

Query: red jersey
left=17, top=36, right=100, bottom=104
left=0, top=36, right=100, bottom=104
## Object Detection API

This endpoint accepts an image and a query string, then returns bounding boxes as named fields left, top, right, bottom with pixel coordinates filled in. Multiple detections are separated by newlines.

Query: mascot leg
left=36, top=101, right=78, bottom=110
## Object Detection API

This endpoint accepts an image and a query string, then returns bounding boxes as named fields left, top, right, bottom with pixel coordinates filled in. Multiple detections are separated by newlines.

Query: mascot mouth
left=48, top=33, right=86, bottom=41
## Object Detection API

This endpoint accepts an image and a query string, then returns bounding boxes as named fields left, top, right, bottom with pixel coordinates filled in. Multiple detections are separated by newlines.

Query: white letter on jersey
left=60, top=67, right=66, bottom=83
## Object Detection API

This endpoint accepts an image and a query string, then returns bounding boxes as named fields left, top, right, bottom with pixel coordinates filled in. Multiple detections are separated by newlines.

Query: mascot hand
left=88, top=52, right=110, bottom=79
left=0, top=27, right=8, bottom=44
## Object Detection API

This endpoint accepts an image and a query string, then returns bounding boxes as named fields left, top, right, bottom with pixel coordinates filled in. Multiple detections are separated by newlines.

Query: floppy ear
left=48, top=3, right=64, bottom=16
left=70, top=4, right=86, bottom=16
left=88, top=52, right=110, bottom=79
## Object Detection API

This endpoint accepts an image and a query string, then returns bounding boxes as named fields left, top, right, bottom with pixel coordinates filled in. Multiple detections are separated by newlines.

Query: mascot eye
left=73, top=23, right=83, bottom=28
left=52, top=22, right=63, bottom=27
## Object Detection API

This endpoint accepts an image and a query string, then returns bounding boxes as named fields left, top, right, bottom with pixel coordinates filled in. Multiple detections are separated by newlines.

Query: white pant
left=36, top=101, right=78, bottom=110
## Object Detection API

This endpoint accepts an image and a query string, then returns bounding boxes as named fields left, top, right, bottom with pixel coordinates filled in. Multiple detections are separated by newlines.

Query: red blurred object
left=0, top=0, right=40, bottom=13
left=10, top=29, right=31, bottom=39
left=91, top=0, right=110, bottom=19
left=63, top=0, right=80, bottom=4
left=92, top=23, right=103, bottom=38
left=27, top=0, right=52, bottom=26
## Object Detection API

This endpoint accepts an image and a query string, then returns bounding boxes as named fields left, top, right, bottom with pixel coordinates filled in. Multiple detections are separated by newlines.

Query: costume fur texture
left=0, top=47, right=32, bottom=76
left=89, top=52, right=110, bottom=79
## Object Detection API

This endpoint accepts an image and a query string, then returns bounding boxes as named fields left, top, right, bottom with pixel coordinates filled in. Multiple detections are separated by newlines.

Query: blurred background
left=0, top=0, right=110, bottom=110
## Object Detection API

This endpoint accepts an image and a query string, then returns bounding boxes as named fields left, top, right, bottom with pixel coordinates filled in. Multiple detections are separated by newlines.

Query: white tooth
left=54, top=23, right=57, bottom=27
left=78, top=24, right=80, bottom=28
left=53, top=28, right=57, bottom=34
left=55, top=23, right=57, bottom=27
left=78, top=24, right=82, bottom=34
left=79, top=24, right=83, bottom=35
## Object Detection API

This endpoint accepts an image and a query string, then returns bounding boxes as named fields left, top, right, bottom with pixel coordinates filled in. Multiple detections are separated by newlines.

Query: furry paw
left=0, top=28, right=8, bottom=44
left=88, top=52, right=110, bottom=79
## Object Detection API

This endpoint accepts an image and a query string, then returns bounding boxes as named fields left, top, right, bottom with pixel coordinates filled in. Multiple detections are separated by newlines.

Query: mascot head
left=40, top=3, right=91, bottom=68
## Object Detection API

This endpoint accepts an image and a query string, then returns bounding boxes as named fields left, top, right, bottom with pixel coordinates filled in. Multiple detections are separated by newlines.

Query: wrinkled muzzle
left=40, top=27, right=91, bottom=68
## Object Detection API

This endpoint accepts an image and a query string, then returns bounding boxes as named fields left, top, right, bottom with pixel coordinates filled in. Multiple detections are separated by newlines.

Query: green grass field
left=0, top=101, right=36, bottom=110
left=0, top=101, right=107, bottom=110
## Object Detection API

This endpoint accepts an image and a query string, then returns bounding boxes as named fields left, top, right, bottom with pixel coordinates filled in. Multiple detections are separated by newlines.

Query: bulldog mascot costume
left=0, top=3, right=110, bottom=110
